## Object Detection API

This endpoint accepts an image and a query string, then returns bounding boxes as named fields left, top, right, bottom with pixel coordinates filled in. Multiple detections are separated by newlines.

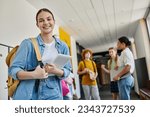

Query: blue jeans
left=118, top=75, right=134, bottom=100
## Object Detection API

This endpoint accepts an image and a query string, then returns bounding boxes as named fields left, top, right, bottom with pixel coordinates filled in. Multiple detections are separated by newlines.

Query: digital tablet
left=53, top=54, right=71, bottom=68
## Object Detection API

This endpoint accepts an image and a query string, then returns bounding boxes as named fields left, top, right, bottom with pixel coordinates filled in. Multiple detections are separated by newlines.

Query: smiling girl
left=9, top=8, right=71, bottom=100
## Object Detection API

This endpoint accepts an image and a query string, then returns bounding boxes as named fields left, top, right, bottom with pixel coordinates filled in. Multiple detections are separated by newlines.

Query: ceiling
left=26, top=0, right=150, bottom=52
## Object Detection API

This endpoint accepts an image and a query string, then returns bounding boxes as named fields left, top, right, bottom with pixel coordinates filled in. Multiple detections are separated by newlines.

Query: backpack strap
left=83, top=60, right=96, bottom=73
left=31, top=38, right=43, bottom=68
left=91, top=61, right=96, bottom=73
left=82, top=60, right=86, bottom=68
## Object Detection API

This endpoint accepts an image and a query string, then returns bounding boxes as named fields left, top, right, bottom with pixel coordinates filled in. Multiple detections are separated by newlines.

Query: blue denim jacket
left=8, top=35, right=72, bottom=100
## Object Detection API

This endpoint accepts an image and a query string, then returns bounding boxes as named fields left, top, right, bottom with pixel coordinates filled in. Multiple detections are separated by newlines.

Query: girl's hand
left=33, top=65, right=48, bottom=79
left=113, top=75, right=119, bottom=81
left=101, top=64, right=105, bottom=69
left=44, top=63, right=56, bottom=74
left=83, top=68, right=89, bottom=74
left=44, top=63, right=64, bottom=76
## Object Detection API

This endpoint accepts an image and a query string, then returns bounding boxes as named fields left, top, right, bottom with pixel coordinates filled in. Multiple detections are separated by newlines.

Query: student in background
left=9, top=8, right=71, bottom=100
left=113, top=36, right=134, bottom=100
left=77, top=49, right=100, bottom=100
left=101, top=47, right=119, bottom=100
left=63, top=72, right=75, bottom=100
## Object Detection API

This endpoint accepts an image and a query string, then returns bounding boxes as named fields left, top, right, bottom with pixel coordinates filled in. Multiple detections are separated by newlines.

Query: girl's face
left=85, top=52, right=91, bottom=59
left=36, top=11, right=55, bottom=34
left=109, top=49, right=116, bottom=58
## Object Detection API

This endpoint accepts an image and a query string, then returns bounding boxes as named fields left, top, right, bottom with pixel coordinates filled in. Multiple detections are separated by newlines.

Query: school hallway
left=0, top=0, right=150, bottom=101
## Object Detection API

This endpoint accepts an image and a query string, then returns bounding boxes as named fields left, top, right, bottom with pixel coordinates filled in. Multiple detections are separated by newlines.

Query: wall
left=0, top=0, right=39, bottom=46
left=134, top=19, right=150, bottom=79
left=134, top=19, right=150, bottom=94
left=70, top=37, right=80, bottom=98
left=0, top=0, right=59, bottom=46
left=0, top=46, right=8, bottom=100
left=130, top=41, right=139, bottom=94
left=59, top=27, right=71, bottom=50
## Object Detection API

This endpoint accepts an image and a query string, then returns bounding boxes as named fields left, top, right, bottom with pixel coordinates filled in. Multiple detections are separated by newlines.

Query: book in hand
left=110, top=66, right=131, bottom=81
left=43, top=54, right=71, bottom=68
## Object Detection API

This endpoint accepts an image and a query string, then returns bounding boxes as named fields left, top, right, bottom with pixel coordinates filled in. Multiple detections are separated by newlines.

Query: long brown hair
left=108, top=47, right=118, bottom=69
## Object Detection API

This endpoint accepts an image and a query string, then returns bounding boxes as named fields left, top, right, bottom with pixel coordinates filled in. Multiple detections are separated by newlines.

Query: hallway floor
left=99, top=85, right=140, bottom=100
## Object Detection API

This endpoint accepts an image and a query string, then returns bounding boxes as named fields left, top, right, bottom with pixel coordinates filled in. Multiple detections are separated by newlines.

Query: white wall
left=0, top=46, right=8, bottom=100
left=0, top=0, right=40, bottom=46
left=130, top=41, right=139, bottom=94
left=0, top=0, right=59, bottom=46
left=70, top=36, right=80, bottom=98
left=134, top=19, right=150, bottom=79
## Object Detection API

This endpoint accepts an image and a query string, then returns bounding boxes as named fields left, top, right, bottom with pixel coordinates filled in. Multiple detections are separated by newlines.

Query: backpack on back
left=6, top=46, right=20, bottom=97
left=5, top=38, right=42, bottom=97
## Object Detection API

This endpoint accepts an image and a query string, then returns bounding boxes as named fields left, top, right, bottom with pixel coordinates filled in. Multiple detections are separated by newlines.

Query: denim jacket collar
left=36, top=34, right=61, bottom=47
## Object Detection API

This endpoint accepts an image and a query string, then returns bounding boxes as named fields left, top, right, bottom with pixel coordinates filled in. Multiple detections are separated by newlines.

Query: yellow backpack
left=5, top=38, right=42, bottom=97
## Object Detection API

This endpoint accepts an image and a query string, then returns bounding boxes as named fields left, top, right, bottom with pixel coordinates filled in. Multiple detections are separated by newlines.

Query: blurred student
left=113, top=36, right=134, bottom=100
left=101, top=47, right=119, bottom=100
left=63, top=72, right=75, bottom=100
left=77, top=49, right=100, bottom=100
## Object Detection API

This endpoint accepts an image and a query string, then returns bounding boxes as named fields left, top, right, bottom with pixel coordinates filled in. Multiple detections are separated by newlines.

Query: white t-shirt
left=118, top=48, right=135, bottom=73
left=42, top=39, right=58, bottom=65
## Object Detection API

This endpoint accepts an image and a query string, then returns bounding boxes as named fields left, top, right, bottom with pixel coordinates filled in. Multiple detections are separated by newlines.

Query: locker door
left=0, top=46, right=8, bottom=100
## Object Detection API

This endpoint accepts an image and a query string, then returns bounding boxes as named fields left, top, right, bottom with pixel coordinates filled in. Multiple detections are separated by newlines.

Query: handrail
left=0, top=43, right=13, bottom=48
left=0, top=43, right=13, bottom=53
